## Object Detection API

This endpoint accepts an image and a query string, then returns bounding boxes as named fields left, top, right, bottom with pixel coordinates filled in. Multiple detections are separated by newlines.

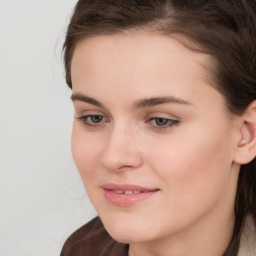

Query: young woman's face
left=71, top=33, right=240, bottom=244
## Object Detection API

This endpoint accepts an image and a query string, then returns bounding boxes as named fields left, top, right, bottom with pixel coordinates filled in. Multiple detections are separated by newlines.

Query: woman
left=60, top=0, right=256, bottom=255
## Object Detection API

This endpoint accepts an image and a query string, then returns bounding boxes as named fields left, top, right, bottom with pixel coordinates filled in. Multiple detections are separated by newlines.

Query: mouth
left=101, top=183, right=159, bottom=207
left=109, top=190, right=149, bottom=194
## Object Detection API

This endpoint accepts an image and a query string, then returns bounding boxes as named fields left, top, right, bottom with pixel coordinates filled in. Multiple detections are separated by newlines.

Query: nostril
left=119, top=164, right=133, bottom=168
left=117, top=165, right=135, bottom=170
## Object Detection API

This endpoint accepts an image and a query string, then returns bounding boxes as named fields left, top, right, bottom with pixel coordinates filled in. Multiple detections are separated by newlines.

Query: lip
left=101, top=183, right=159, bottom=207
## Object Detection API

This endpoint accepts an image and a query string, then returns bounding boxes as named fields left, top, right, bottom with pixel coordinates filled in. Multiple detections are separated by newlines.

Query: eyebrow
left=71, top=93, right=105, bottom=108
left=71, top=93, right=191, bottom=109
left=133, top=96, right=191, bottom=109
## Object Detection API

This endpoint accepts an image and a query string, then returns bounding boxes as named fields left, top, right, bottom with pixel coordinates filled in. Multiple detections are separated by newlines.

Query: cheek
left=71, top=124, right=102, bottom=182
left=145, top=121, right=235, bottom=207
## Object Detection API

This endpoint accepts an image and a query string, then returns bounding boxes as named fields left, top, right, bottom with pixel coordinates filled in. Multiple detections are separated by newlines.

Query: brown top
left=60, top=217, right=129, bottom=256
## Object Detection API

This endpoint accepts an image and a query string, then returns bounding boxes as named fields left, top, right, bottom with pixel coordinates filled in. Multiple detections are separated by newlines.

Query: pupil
left=91, top=115, right=102, bottom=123
left=156, top=118, right=168, bottom=126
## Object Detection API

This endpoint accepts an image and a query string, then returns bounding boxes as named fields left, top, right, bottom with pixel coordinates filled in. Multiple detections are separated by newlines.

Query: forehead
left=71, top=32, right=219, bottom=106
left=71, top=32, right=213, bottom=82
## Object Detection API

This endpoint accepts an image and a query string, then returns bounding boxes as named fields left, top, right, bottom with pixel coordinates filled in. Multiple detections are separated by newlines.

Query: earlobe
left=234, top=101, right=256, bottom=165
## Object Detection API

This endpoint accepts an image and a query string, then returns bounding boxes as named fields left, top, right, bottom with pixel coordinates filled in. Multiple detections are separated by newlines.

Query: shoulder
left=60, top=216, right=128, bottom=256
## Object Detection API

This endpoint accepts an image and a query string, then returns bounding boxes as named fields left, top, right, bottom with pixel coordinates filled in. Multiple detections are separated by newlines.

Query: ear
left=234, top=100, right=256, bottom=164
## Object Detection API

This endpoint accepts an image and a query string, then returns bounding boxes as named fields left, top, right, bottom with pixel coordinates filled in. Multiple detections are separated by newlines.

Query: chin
left=106, top=225, right=151, bottom=244
left=99, top=212, right=160, bottom=244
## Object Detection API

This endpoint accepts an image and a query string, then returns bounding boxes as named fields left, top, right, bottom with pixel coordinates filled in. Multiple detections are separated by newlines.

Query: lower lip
left=103, top=189, right=159, bottom=207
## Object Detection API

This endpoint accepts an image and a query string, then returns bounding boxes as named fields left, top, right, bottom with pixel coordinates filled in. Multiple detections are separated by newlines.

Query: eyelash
left=76, top=115, right=180, bottom=130
left=147, top=117, right=180, bottom=130
left=76, top=115, right=109, bottom=128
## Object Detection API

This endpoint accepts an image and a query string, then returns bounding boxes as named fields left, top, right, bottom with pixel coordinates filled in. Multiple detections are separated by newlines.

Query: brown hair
left=63, top=0, right=256, bottom=254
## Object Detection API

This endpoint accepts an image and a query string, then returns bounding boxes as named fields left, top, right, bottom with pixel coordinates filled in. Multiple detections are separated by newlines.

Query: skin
left=70, top=32, right=242, bottom=256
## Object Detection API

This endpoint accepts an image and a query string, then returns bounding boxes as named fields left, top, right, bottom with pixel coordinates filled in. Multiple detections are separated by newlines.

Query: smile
left=102, top=183, right=159, bottom=207
left=112, top=190, right=147, bottom=194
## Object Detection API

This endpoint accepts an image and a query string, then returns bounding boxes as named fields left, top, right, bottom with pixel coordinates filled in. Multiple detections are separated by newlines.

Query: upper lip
left=101, top=183, right=159, bottom=192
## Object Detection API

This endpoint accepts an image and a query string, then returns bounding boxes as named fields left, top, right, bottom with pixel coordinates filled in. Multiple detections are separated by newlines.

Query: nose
left=99, top=126, right=143, bottom=172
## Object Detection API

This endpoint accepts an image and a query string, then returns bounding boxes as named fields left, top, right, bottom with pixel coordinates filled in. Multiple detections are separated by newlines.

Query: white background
left=0, top=1, right=96, bottom=255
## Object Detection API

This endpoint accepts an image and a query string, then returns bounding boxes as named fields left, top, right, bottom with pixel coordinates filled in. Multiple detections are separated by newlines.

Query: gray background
left=0, top=1, right=96, bottom=255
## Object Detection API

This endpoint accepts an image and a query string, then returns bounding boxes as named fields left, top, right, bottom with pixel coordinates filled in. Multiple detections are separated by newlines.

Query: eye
left=76, top=114, right=108, bottom=128
left=147, top=117, right=180, bottom=130
left=88, top=115, right=104, bottom=123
